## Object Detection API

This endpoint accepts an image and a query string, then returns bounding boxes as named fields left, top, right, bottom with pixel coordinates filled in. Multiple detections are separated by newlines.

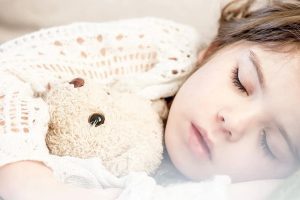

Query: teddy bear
left=44, top=77, right=165, bottom=177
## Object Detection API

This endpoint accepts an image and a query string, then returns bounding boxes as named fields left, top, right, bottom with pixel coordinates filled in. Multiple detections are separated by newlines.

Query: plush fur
left=44, top=78, right=164, bottom=176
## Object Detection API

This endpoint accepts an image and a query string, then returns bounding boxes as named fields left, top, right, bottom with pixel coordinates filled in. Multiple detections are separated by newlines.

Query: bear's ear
left=69, top=77, right=85, bottom=88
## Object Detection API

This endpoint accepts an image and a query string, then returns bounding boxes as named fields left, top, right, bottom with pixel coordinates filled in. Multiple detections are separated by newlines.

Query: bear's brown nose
left=69, top=77, right=85, bottom=88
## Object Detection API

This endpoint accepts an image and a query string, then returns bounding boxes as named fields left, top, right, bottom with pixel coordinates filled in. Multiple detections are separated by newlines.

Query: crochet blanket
left=0, top=17, right=202, bottom=100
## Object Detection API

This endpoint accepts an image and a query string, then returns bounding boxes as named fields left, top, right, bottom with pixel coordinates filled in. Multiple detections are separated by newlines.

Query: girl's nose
left=216, top=106, right=265, bottom=141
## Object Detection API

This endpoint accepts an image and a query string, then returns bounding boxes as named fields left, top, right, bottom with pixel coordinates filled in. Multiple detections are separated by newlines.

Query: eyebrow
left=249, top=50, right=299, bottom=161
left=249, top=50, right=265, bottom=89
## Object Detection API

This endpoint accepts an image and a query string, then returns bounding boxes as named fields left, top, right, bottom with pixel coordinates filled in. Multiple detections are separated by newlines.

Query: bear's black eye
left=88, top=113, right=105, bottom=127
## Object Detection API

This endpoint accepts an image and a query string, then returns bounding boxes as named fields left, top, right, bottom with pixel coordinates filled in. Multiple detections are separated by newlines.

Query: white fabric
left=0, top=18, right=201, bottom=99
left=45, top=155, right=231, bottom=200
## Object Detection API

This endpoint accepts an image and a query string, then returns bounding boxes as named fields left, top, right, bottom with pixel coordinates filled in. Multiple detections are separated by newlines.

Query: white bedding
left=45, top=155, right=231, bottom=200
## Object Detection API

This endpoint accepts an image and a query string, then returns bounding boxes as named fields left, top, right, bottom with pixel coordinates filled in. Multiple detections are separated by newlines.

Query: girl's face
left=165, top=42, right=300, bottom=182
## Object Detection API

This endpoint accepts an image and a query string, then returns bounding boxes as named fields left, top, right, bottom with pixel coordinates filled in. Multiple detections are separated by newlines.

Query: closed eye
left=260, top=130, right=276, bottom=160
left=231, top=66, right=248, bottom=95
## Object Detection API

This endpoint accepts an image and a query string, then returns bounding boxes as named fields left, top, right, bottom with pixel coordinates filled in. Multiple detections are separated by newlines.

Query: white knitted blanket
left=0, top=17, right=230, bottom=199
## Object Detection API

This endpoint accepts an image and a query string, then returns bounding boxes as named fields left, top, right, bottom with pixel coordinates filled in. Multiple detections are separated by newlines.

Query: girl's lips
left=188, top=123, right=212, bottom=160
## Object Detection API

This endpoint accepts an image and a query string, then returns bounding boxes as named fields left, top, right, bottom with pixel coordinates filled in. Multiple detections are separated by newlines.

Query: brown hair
left=202, top=0, right=300, bottom=63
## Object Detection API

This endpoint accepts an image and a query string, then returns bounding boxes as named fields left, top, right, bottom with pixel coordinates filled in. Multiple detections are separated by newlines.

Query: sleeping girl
left=0, top=0, right=299, bottom=199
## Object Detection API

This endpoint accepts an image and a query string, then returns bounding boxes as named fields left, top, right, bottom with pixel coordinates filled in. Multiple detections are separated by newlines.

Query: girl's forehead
left=258, top=48, right=300, bottom=80
left=226, top=42, right=300, bottom=74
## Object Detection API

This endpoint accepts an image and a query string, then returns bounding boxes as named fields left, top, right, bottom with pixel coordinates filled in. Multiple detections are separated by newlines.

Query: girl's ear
left=197, top=41, right=220, bottom=66
left=197, top=46, right=213, bottom=66
left=197, top=48, right=208, bottom=64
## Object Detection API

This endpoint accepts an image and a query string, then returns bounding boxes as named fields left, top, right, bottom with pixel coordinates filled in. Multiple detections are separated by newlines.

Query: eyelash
left=260, top=130, right=276, bottom=160
left=231, top=67, right=248, bottom=95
